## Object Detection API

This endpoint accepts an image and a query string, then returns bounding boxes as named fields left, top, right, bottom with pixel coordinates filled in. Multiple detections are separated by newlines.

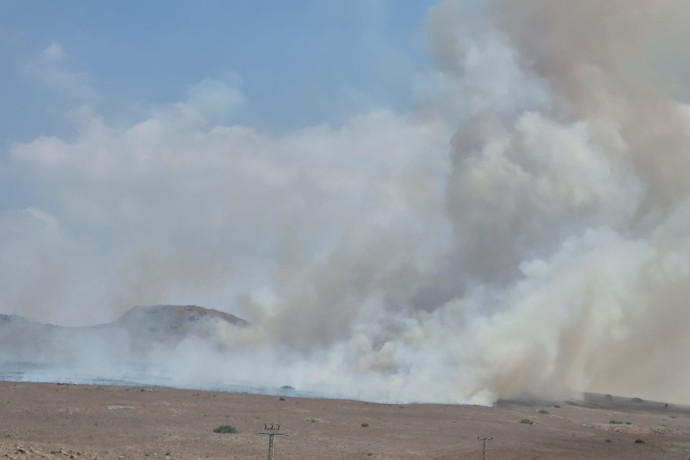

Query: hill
left=0, top=305, right=247, bottom=365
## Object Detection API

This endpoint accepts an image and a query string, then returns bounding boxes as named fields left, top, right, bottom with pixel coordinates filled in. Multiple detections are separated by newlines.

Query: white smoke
left=3, top=0, right=690, bottom=405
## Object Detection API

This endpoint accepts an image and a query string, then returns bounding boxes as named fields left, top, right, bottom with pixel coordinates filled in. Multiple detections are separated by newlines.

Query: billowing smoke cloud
left=3, top=0, right=690, bottom=405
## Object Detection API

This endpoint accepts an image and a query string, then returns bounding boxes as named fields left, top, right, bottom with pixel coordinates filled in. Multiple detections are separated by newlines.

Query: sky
left=0, top=1, right=435, bottom=146
left=0, top=0, right=450, bottom=322
left=0, top=1, right=445, bottom=210
left=2, top=1, right=690, bottom=405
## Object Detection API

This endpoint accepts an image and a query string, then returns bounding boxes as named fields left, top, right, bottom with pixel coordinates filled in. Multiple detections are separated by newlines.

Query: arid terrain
left=0, top=381, right=688, bottom=460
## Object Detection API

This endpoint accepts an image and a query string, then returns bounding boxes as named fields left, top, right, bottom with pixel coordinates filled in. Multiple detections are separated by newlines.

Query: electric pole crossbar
left=257, top=424, right=289, bottom=460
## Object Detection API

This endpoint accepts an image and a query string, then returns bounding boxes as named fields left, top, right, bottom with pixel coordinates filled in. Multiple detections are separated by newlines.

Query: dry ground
left=0, top=381, right=688, bottom=459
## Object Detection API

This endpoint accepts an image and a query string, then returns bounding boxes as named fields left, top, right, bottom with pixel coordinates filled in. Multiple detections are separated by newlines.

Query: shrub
left=361, top=423, right=369, bottom=428
left=634, top=438, right=646, bottom=444
left=213, top=425, right=237, bottom=434
left=538, top=409, right=549, bottom=414
left=519, top=419, right=534, bottom=425
left=631, top=397, right=644, bottom=403
left=609, top=420, right=623, bottom=424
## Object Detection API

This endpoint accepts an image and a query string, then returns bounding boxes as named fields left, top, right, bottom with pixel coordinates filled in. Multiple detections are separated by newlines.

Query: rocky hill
left=0, top=305, right=248, bottom=364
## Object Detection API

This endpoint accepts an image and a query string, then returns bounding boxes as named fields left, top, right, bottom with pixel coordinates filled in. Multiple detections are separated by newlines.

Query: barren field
left=0, top=381, right=688, bottom=459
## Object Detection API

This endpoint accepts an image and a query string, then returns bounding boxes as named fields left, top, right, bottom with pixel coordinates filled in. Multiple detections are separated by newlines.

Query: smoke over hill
left=2, top=1, right=690, bottom=404
left=0, top=306, right=244, bottom=367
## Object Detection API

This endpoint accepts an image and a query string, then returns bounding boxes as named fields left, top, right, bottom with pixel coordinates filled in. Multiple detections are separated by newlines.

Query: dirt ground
left=0, top=382, right=688, bottom=459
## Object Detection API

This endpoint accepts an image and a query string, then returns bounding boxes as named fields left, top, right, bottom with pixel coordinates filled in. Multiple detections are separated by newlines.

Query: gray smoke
left=252, top=0, right=690, bottom=404
left=3, top=0, right=690, bottom=405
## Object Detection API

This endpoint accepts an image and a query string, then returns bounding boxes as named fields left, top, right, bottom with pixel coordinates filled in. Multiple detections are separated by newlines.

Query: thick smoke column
left=430, top=0, right=690, bottom=403
left=253, top=0, right=690, bottom=404
left=3, top=0, right=690, bottom=405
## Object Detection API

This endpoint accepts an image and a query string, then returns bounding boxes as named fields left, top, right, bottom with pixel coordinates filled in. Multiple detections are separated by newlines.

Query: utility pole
left=477, top=436, right=493, bottom=460
left=257, top=424, right=289, bottom=460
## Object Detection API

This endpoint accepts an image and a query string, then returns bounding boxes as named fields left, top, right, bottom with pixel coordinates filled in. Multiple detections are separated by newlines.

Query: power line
left=256, top=423, right=289, bottom=460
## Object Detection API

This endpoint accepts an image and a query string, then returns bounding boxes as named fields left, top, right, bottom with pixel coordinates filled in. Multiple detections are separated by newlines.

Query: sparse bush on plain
left=538, top=409, right=549, bottom=414
left=213, top=425, right=237, bottom=433
left=519, top=419, right=534, bottom=425
left=634, top=438, right=646, bottom=444
left=631, top=397, right=644, bottom=403
left=609, top=420, right=623, bottom=424
left=361, top=423, right=369, bottom=428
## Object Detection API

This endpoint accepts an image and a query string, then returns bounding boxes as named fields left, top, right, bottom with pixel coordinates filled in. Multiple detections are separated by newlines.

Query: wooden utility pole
left=477, top=436, right=493, bottom=460
left=257, top=424, right=289, bottom=460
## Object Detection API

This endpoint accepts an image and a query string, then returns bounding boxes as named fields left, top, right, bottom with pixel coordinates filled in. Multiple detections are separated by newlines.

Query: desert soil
left=0, top=381, right=688, bottom=459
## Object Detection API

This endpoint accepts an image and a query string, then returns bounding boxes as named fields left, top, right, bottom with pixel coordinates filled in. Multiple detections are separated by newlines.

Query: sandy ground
left=0, top=382, right=688, bottom=459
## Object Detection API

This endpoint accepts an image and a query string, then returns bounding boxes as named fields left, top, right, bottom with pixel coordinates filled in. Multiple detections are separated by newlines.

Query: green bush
left=631, top=397, right=644, bottom=403
left=538, top=409, right=549, bottom=414
left=213, top=425, right=237, bottom=434
left=609, top=420, right=623, bottom=424
left=361, top=423, right=369, bottom=428
left=519, top=419, right=534, bottom=425
left=634, top=438, right=646, bottom=444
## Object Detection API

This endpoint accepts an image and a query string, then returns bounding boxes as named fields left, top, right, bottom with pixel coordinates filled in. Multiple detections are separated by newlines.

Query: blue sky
left=1, top=1, right=437, bottom=149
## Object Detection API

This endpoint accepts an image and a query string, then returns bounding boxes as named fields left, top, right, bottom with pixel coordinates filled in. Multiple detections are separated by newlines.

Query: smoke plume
left=3, top=0, right=690, bottom=405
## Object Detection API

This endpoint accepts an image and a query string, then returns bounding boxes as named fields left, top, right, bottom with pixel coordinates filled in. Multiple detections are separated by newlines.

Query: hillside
left=0, top=305, right=247, bottom=364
